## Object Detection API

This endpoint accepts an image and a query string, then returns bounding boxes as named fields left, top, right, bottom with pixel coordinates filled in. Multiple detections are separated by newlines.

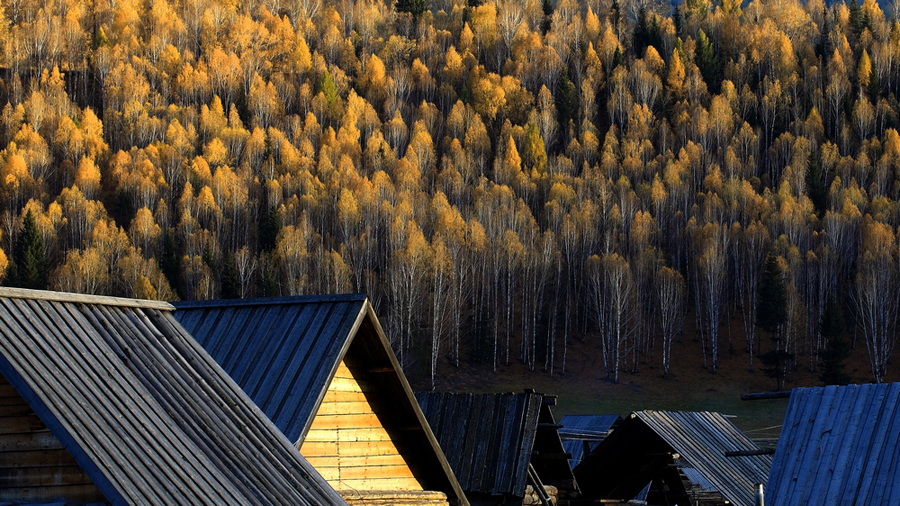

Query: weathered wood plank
left=333, top=477, right=424, bottom=491
left=0, top=465, right=96, bottom=487
left=322, top=390, right=377, bottom=403
left=305, top=454, right=410, bottom=469
left=315, top=400, right=389, bottom=416
left=0, top=287, right=173, bottom=310
left=315, top=464, right=417, bottom=481
left=328, top=376, right=376, bottom=393
left=0, top=449, right=84, bottom=469
left=0, top=483, right=106, bottom=502
left=301, top=440, right=406, bottom=457
left=0, top=404, right=35, bottom=417
left=309, top=413, right=385, bottom=430
left=0, top=432, right=65, bottom=452
left=304, top=427, right=399, bottom=442
left=0, top=415, right=48, bottom=434
left=0, top=383, right=19, bottom=398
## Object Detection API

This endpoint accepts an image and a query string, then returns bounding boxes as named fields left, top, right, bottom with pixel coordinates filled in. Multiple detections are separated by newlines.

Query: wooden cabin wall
left=0, top=373, right=105, bottom=503
left=301, top=359, right=427, bottom=492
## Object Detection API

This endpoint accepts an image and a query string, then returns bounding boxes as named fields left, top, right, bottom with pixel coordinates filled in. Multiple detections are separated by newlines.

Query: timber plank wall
left=0, top=373, right=105, bottom=503
left=301, top=359, right=424, bottom=492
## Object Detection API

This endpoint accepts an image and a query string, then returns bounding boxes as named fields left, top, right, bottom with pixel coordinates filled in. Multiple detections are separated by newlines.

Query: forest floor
left=411, top=313, right=898, bottom=440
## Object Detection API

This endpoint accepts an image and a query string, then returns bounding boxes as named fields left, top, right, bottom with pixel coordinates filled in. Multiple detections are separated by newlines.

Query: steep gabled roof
left=767, top=383, right=900, bottom=505
left=0, top=287, right=344, bottom=505
left=173, top=294, right=466, bottom=504
left=416, top=391, right=578, bottom=499
left=575, top=411, right=771, bottom=506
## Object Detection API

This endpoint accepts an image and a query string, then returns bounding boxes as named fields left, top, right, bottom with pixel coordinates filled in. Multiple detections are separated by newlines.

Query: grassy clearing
left=415, top=317, right=889, bottom=440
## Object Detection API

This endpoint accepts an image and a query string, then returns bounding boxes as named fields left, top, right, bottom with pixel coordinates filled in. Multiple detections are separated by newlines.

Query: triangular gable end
left=299, top=301, right=467, bottom=505
left=0, top=371, right=108, bottom=504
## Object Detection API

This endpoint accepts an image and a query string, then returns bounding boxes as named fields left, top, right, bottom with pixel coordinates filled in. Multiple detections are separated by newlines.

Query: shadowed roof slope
left=416, top=391, right=578, bottom=499
left=575, top=411, right=771, bottom=506
left=0, top=287, right=345, bottom=505
left=767, top=383, right=900, bottom=505
left=173, top=294, right=467, bottom=505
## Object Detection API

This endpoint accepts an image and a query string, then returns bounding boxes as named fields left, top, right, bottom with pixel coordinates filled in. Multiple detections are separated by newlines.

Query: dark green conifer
left=757, top=253, right=792, bottom=390
left=10, top=210, right=48, bottom=290
left=819, top=295, right=851, bottom=385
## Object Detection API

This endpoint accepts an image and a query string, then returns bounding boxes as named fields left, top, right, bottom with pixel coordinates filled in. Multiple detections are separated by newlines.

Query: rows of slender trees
left=0, top=0, right=899, bottom=385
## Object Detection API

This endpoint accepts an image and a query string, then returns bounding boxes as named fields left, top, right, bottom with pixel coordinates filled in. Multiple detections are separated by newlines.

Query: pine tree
left=819, top=295, right=852, bottom=385
left=396, top=0, right=427, bottom=17
left=555, top=75, right=578, bottom=138
left=221, top=251, right=240, bottom=299
left=10, top=211, right=48, bottom=290
left=259, top=205, right=282, bottom=253
left=807, top=156, right=827, bottom=218
left=697, top=30, right=721, bottom=93
left=757, top=253, right=792, bottom=389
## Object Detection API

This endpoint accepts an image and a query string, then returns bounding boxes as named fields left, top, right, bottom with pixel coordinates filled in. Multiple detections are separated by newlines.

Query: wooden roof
left=0, top=287, right=344, bottom=505
left=416, top=391, right=578, bottom=499
left=558, top=415, right=622, bottom=469
left=767, top=383, right=900, bottom=504
left=575, top=411, right=771, bottom=506
left=173, top=295, right=467, bottom=505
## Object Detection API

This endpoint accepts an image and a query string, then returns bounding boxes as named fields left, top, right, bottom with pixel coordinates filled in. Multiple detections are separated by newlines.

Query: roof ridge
left=0, top=286, right=174, bottom=310
left=173, top=293, right=368, bottom=309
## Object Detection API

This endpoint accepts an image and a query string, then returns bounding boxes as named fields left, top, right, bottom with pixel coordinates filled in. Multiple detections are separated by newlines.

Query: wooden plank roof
left=173, top=294, right=467, bottom=505
left=174, top=294, right=368, bottom=443
left=575, top=411, right=771, bottom=506
left=767, top=383, right=900, bottom=505
left=0, top=287, right=345, bottom=506
left=416, top=391, right=577, bottom=499
left=559, top=415, right=622, bottom=469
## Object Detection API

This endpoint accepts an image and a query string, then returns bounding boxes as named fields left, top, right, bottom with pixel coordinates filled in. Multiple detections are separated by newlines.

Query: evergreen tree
left=221, top=251, right=240, bottom=299
left=819, top=295, right=852, bottom=385
left=697, top=30, right=721, bottom=93
left=259, top=205, right=282, bottom=253
left=555, top=75, right=578, bottom=138
left=395, top=0, right=427, bottom=17
left=10, top=211, right=48, bottom=290
left=807, top=156, right=827, bottom=218
left=161, top=230, right=184, bottom=299
left=757, top=253, right=792, bottom=389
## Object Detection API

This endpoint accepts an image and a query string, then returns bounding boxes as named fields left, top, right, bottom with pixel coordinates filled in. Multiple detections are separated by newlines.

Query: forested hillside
left=0, top=0, right=898, bottom=385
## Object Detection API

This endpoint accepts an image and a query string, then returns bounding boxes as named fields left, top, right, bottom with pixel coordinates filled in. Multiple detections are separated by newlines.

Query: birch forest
left=1, top=0, right=899, bottom=384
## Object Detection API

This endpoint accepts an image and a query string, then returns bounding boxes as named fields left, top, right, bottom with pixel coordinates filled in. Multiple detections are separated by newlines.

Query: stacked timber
left=523, top=484, right=559, bottom=505
left=341, top=490, right=449, bottom=505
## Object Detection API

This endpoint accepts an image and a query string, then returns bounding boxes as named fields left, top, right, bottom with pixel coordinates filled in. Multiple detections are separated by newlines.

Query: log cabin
left=0, top=287, right=344, bottom=505
left=416, top=391, right=579, bottom=505
left=174, top=294, right=467, bottom=506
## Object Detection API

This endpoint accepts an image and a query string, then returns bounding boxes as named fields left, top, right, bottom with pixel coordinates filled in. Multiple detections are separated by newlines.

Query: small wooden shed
left=574, top=411, right=771, bottom=506
left=767, top=383, right=900, bottom=505
left=416, top=391, right=579, bottom=505
left=0, top=287, right=344, bottom=505
left=174, top=294, right=467, bottom=506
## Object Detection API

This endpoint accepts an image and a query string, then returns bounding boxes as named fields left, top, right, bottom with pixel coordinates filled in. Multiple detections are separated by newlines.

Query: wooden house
left=574, top=411, right=771, bottom=506
left=0, top=287, right=344, bottom=505
left=766, top=383, right=900, bottom=504
left=173, top=295, right=467, bottom=506
left=416, top=391, right=579, bottom=505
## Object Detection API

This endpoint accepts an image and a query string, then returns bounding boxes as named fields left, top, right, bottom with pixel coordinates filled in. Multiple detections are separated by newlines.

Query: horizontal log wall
left=0, top=374, right=105, bottom=503
left=301, top=360, right=424, bottom=493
